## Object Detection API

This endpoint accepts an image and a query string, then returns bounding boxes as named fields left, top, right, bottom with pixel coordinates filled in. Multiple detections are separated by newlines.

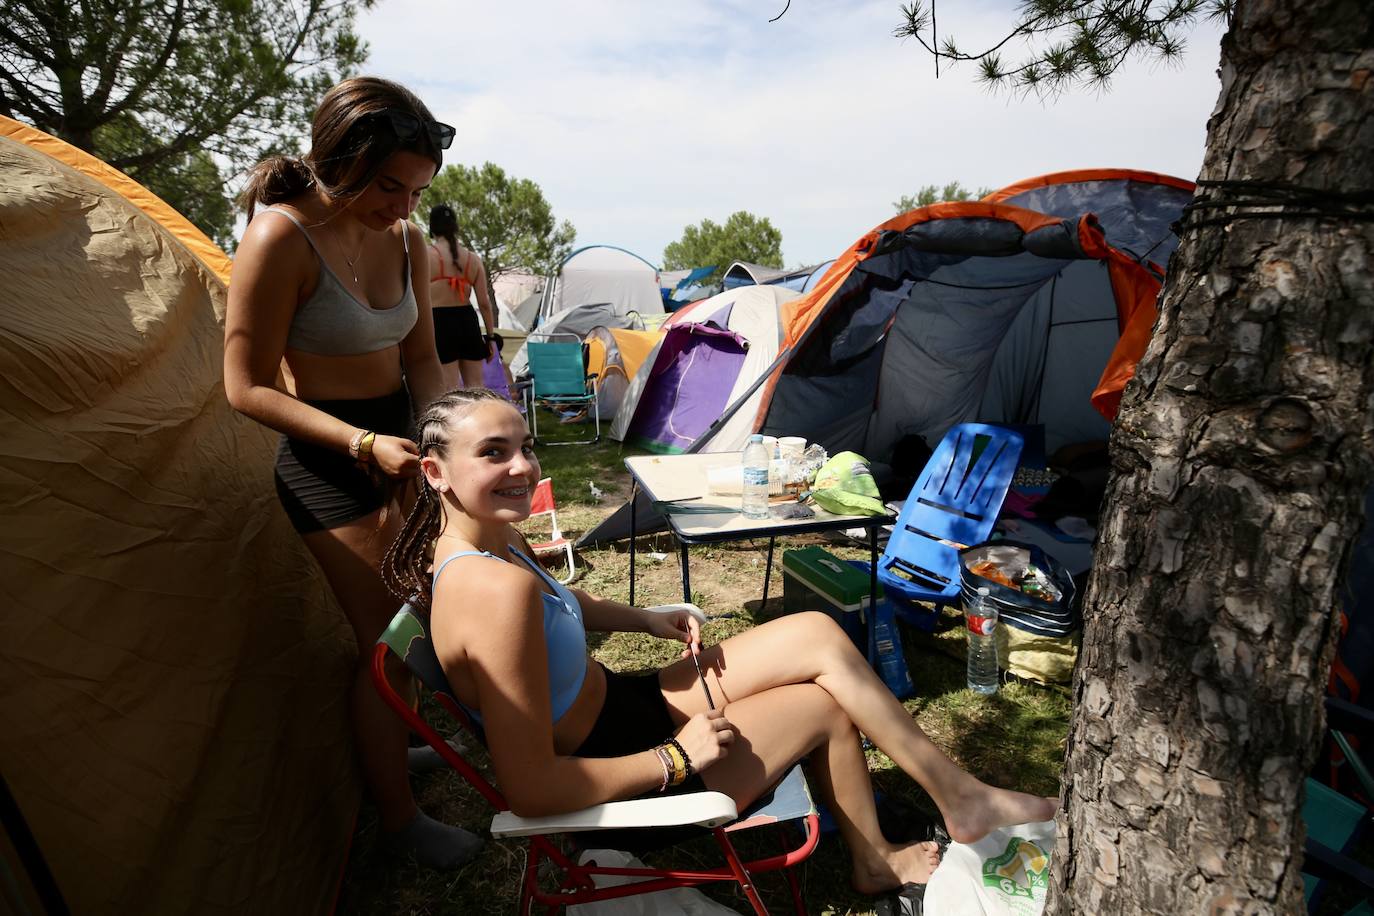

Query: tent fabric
left=538, top=245, right=664, bottom=328
left=611, top=285, right=796, bottom=451
left=693, top=183, right=1189, bottom=463
left=510, top=301, right=646, bottom=376
left=585, top=326, right=662, bottom=418
left=492, top=269, right=544, bottom=332
left=0, top=118, right=355, bottom=915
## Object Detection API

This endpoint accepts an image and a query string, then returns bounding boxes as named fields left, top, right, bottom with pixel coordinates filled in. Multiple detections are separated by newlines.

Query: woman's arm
left=575, top=591, right=654, bottom=633
left=224, top=214, right=365, bottom=451
left=436, top=566, right=668, bottom=817
left=467, top=252, right=498, bottom=343
left=400, top=221, right=447, bottom=408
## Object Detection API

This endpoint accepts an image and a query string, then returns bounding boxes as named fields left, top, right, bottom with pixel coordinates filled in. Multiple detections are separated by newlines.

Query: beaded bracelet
left=667, top=738, right=694, bottom=779
left=347, top=429, right=365, bottom=460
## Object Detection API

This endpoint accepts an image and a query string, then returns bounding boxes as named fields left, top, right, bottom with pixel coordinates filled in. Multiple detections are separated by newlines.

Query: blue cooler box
left=781, top=547, right=880, bottom=652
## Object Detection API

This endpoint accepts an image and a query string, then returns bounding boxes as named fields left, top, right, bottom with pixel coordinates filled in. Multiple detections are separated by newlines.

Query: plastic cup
left=778, top=436, right=806, bottom=465
left=760, top=436, right=779, bottom=459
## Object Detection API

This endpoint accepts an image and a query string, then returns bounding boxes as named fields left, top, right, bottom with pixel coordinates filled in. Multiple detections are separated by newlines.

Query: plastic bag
left=807, top=451, right=886, bottom=516
left=566, top=849, right=742, bottom=915
left=922, top=820, right=1055, bottom=916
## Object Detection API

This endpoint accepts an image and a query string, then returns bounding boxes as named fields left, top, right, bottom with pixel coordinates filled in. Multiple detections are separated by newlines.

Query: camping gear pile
left=959, top=542, right=1080, bottom=684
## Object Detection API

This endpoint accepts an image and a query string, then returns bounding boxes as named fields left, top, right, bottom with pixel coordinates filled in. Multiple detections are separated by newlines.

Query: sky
left=356, top=0, right=1227, bottom=268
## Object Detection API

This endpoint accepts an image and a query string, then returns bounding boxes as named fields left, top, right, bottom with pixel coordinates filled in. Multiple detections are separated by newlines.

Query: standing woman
left=225, top=77, right=481, bottom=867
left=427, top=203, right=498, bottom=390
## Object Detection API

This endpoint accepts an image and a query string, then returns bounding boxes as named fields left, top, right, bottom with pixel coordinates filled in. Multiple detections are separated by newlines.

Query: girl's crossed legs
left=655, top=611, right=1057, bottom=890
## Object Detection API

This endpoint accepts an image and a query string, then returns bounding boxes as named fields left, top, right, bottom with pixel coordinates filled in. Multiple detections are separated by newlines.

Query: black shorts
left=575, top=666, right=707, bottom=797
left=273, top=387, right=413, bottom=533
left=433, top=306, right=489, bottom=364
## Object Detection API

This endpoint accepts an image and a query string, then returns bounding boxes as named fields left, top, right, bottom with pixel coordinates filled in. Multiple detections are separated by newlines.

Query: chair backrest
left=528, top=477, right=564, bottom=539
left=882, top=423, right=1024, bottom=593
left=374, top=605, right=505, bottom=809
left=527, top=336, right=588, bottom=398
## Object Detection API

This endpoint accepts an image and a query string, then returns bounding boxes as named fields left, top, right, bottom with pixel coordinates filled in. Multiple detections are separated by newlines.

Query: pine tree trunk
left=1048, top=0, right=1374, bottom=912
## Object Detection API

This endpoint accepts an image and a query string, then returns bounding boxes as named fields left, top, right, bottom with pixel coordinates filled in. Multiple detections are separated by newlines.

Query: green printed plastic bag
left=808, top=451, right=886, bottom=516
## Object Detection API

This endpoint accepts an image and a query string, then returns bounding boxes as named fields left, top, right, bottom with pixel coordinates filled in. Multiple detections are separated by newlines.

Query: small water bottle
left=965, top=587, right=999, bottom=694
left=741, top=434, right=770, bottom=519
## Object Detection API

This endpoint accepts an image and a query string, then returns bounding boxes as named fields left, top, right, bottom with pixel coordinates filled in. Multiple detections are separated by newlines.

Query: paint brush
left=690, top=648, right=715, bottom=710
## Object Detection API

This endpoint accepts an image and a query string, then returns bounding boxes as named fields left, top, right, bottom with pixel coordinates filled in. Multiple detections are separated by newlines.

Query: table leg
left=629, top=484, right=638, bottom=607
left=761, top=537, right=776, bottom=609
left=680, top=542, right=692, bottom=605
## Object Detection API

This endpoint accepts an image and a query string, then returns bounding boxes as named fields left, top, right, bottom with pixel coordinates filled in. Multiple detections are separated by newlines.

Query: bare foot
left=941, top=782, right=1057, bottom=845
left=852, top=840, right=942, bottom=895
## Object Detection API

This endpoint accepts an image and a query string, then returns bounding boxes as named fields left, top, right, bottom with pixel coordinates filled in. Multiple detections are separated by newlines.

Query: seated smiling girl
left=382, top=388, right=1056, bottom=894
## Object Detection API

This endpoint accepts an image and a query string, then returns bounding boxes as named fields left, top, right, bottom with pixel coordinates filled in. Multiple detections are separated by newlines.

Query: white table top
left=624, top=453, right=889, bottom=542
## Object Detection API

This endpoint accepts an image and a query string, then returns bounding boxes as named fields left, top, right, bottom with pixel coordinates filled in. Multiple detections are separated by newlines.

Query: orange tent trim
left=0, top=116, right=232, bottom=285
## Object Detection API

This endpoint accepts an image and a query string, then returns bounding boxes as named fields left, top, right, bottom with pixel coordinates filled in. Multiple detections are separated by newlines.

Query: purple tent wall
left=628, top=326, right=746, bottom=452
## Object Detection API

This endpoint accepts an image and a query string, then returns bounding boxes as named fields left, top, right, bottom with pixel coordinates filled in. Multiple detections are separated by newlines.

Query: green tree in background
left=893, top=181, right=994, bottom=213
left=663, top=211, right=783, bottom=282
left=0, top=0, right=369, bottom=246
left=418, top=162, right=576, bottom=282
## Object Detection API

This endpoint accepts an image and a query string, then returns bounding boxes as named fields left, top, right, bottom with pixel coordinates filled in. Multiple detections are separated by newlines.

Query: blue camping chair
left=525, top=332, right=600, bottom=446
left=876, top=423, right=1024, bottom=614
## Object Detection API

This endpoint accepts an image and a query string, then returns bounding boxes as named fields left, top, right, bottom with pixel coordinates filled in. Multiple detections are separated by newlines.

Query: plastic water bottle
left=741, top=434, right=770, bottom=519
left=965, top=587, right=999, bottom=694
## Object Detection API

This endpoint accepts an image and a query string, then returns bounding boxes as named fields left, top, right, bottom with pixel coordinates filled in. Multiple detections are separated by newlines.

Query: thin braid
left=382, top=387, right=517, bottom=607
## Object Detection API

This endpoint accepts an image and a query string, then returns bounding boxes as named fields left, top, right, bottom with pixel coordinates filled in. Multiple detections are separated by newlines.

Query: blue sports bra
left=434, top=549, right=588, bottom=725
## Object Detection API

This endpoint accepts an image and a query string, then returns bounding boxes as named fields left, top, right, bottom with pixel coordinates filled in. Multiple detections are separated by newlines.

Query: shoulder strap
left=432, top=549, right=499, bottom=585
left=260, top=207, right=325, bottom=258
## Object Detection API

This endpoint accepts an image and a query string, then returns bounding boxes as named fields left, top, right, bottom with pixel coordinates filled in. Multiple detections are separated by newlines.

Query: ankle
left=379, top=803, right=421, bottom=834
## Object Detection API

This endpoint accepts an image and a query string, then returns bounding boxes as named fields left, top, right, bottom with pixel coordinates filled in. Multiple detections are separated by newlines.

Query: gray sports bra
left=265, top=208, right=419, bottom=356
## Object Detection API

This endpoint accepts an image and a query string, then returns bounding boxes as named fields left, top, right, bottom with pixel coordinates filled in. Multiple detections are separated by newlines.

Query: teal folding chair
left=525, top=332, right=600, bottom=446
left=1304, top=697, right=1374, bottom=914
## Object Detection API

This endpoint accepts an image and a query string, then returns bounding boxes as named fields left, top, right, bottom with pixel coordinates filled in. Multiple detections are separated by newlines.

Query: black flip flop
left=874, top=881, right=926, bottom=916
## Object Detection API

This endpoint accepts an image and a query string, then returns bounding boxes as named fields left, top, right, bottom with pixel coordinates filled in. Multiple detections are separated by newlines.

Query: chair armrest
left=489, top=790, right=738, bottom=838
left=586, top=372, right=599, bottom=381
left=643, top=603, right=708, bottom=625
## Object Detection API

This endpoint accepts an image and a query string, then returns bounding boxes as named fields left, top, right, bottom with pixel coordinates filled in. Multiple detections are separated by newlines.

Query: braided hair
left=382, top=387, right=517, bottom=607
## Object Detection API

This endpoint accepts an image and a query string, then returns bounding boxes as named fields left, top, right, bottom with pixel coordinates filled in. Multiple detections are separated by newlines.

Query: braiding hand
left=373, top=435, right=421, bottom=477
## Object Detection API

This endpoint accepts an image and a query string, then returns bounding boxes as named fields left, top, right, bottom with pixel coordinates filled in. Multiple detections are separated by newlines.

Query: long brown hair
left=428, top=202, right=462, bottom=267
left=382, top=388, right=517, bottom=607
left=239, top=76, right=444, bottom=219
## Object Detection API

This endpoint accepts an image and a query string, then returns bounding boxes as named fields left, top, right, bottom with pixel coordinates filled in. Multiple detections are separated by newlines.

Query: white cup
left=760, top=435, right=780, bottom=459
left=778, top=436, right=806, bottom=465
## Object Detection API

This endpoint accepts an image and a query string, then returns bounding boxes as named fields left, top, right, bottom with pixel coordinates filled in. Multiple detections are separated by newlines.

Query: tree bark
left=1049, top=0, right=1374, bottom=912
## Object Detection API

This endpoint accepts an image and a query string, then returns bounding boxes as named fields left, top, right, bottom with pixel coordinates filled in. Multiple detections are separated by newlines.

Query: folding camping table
left=623, top=454, right=894, bottom=610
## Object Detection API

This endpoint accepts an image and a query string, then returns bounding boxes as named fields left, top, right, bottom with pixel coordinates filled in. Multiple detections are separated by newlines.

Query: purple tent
left=625, top=320, right=747, bottom=453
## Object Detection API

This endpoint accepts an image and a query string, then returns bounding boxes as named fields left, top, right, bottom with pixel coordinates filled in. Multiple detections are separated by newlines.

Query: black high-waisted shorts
left=433, top=305, right=489, bottom=364
left=274, top=387, right=413, bottom=534
left=574, top=665, right=707, bottom=797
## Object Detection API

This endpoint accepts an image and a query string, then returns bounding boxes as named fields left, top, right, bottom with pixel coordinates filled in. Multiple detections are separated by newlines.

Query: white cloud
left=358, top=0, right=1224, bottom=265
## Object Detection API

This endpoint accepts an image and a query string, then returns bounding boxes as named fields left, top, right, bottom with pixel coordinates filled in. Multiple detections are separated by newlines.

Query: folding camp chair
left=528, top=477, right=577, bottom=584
left=876, top=423, right=1024, bottom=615
left=372, top=603, right=821, bottom=915
left=525, top=332, right=600, bottom=446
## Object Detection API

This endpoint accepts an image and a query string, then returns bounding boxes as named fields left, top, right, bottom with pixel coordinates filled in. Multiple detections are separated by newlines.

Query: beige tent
left=0, top=117, right=358, bottom=914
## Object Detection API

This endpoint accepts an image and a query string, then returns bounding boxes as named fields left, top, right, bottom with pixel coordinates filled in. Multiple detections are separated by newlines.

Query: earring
left=435, top=482, right=448, bottom=493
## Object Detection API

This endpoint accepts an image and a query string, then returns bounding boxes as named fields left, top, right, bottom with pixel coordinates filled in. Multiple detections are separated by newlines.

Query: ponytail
left=238, top=156, right=315, bottom=221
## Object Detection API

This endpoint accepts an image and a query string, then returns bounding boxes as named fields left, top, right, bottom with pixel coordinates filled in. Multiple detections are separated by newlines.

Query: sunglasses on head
left=381, top=109, right=455, bottom=150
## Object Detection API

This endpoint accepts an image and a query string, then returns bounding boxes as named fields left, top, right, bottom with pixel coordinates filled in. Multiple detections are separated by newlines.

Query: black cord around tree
left=1174, top=178, right=1374, bottom=232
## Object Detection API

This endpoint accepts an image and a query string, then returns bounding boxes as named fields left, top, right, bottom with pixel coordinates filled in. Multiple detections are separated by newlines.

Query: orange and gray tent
left=691, top=170, right=1195, bottom=462
left=0, top=117, right=356, bottom=915
left=584, top=324, right=662, bottom=418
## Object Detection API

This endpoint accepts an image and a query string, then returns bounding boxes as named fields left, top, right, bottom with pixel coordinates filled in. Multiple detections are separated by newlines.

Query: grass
left=336, top=410, right=1072, bottom=914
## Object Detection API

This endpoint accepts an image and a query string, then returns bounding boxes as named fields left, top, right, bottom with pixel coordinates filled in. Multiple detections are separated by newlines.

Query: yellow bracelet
left=662, top=742, right=687, bottom=786
left=357, top=430, right=376, bottom=464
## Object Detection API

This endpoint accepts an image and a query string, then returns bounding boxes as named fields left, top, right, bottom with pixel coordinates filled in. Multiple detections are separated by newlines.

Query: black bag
left=958, top=541, right=1078, bottom=638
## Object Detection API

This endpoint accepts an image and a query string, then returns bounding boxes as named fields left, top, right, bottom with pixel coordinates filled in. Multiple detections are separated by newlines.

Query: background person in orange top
left=427, top=203, right=498, bottom=391
left=225, top=77, right=480, bottom=868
